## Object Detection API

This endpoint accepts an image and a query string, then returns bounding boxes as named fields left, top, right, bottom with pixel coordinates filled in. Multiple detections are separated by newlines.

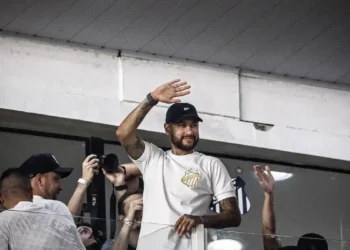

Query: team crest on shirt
left=181, top=169, right=200, bottom=188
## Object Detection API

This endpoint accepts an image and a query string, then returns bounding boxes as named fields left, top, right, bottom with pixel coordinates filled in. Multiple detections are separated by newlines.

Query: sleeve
left=211, top=158, right=236, bottom=202
left=129, top=141, right=163, bottom=175
left=0, top=221, right=9, bottom=250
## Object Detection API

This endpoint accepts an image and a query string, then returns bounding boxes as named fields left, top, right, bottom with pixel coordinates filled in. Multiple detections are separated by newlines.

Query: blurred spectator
left=77, top=222, right=103, bottom=250
left=0, top=168, right=85, bottom=250
left=254, top=165, right=328, bottom=250
left=19, top=153, right=75, bottom=222
left=102, top=189, right=143, bottom=250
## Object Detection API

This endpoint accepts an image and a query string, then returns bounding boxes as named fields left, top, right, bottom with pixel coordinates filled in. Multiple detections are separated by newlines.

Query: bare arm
left=254, top=165, right=279, bottom=250
left=116, top=99, right=153, bottom=160
left=68, top=183, right=88, bottom=217
left=123, top=163, right=142, bottom=178
left=68, top=155, right=99, bottom=216
left=202, top=197, right=241, bottom=228
left=175, top=197, right=241, bottom=235
left=262, top=192, right=279, bottom=250
left=112, top=198, right=143, bottom=250
left=116, top=79, right=190, bottom=160
left=111, top=223, right=133, bottom=250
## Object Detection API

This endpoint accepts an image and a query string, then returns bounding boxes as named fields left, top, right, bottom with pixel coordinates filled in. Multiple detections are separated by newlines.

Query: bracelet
left=124, top=218, right=133, bottom=226
left=147, top=93, right=158, bottom=106
left=78, top=178, right=89, bottom=186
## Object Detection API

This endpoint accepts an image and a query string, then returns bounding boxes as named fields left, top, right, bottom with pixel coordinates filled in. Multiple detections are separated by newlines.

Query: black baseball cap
left=19, top=153, right=73, bottom=179
left=165, top=103, right=203, bottom=124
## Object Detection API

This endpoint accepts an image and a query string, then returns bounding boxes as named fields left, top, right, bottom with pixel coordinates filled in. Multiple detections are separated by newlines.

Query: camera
left=98, top=153, right=119, bottom=173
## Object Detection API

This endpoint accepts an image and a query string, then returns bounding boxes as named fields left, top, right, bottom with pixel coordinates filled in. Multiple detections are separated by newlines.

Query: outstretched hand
left=151, top=79, right=190, bottom=104
left=254, top=165, right=274, bottom=194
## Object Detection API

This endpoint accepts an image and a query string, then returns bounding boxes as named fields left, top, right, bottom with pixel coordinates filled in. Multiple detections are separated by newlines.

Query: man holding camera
left=116, top=79, right=241, bottom=250
left=68, top=154, right=141, bottom=217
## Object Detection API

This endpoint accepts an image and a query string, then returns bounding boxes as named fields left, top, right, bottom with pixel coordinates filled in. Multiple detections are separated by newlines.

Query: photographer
left=68, top=154, right=99, bottom=217
left=68, top=155, right=141, bottom=217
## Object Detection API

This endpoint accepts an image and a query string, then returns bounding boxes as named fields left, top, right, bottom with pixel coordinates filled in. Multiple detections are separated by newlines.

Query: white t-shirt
left=32, top=195, right=75, bottom=223
left=0, top=201, right=85, bottom=250
left=131, top=141, right=236, bottom=250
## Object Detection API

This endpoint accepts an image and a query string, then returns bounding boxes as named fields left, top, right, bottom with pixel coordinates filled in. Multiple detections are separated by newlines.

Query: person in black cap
left=116, top=79, right=241, bottom=250
left=19, top=153, right=75, bottom=222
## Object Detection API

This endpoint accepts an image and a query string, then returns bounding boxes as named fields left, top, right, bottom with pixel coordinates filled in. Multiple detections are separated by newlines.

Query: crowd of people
left=0, top=79, right=329, bottom=250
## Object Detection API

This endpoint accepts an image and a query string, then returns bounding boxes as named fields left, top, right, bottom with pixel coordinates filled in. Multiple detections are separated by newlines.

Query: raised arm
left=254, top=165, right=279, bottom=250
left=116, top=79, right=190, bottom=160
left=68, top=155, right=99, bottom=216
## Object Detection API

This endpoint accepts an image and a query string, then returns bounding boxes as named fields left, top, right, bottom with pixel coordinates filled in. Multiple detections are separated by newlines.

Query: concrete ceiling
left=1, top=0, right=350, bottom=84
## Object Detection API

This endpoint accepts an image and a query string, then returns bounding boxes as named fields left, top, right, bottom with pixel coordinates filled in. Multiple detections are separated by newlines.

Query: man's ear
left=164, top=123, right=170, bottom=134
left=35, top=174, right=44, bottom=187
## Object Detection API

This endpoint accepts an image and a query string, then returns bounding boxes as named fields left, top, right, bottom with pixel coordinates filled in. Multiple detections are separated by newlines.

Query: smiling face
left=165, top=118, right=199, bottom=153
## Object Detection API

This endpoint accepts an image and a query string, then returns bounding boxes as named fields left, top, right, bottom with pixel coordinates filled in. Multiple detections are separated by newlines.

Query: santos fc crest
left=181, top=170, right=200, bottom=188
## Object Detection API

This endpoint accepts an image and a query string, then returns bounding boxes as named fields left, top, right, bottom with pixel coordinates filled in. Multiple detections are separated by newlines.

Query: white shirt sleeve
left=0, top=220, right=8, bottom=250
left=130, top=140, right=164, bottom=175
left=211, top=158, right=236, bottom=202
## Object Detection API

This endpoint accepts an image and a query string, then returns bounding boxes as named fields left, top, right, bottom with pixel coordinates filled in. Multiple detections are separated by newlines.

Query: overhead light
left=270, top=171, right=293, bottom=181
left=208, top=239, right=243, bottom=250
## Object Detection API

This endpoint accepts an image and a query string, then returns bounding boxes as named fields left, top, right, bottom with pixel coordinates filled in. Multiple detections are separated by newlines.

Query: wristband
left=114, top=184, right=128, bottom=191
left=147, top=93, right=158, bottom=106
left=78, top=178, right=89, bottom=186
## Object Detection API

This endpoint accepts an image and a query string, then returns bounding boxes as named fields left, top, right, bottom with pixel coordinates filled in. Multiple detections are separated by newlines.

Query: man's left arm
left=175, top=159, right=241, bottom=235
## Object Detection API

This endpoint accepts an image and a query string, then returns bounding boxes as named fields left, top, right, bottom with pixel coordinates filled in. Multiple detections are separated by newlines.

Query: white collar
left=33, top=195, right=44, bottom=201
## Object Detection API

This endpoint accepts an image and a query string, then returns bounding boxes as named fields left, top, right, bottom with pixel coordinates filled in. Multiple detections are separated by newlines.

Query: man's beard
left=170, top=133, right=199, bottom=152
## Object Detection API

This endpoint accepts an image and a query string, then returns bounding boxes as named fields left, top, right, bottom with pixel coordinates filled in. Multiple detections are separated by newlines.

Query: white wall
left=1, top=34, right=350, bottom=162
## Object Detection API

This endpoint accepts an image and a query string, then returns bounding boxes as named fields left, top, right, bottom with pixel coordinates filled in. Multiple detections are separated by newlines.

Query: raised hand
left=102, top=166, right=126, bottom=186
left=127, top=198, right=143, bottom=221
left=81, top=155, right=100, bottom=182
left=151, top=79, right=190, bottom=104
left=254, top=165, right=274, bottom=194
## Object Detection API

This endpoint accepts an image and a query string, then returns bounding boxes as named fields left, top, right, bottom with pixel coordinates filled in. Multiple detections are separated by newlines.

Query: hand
left=254, top=165, right=274, bottom=194
left=81, top=155, right=100, bottom=182
left=175, top=214, right=202, bottom=236
left=151, top=79, right=190, bottom=104
left=126, top=198, right=143, bottom=221
left=102, top=166, right=126, bottom=186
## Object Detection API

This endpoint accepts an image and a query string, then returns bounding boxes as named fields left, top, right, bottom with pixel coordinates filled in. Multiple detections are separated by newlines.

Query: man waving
left=116, top=79, right=241, bottom=250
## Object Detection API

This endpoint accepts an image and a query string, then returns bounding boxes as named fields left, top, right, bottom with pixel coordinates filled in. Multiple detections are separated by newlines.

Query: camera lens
left=102, top=154, right=119, bottom=173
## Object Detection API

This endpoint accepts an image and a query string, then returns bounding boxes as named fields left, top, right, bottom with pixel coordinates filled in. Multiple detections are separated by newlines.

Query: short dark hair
left=297, top=233, right=328, bottom=250
left=0, top=168, right=31, bottom=193
left=279, top=246, right=299, bottom=250
left=117, top=189, right=143, bottom=216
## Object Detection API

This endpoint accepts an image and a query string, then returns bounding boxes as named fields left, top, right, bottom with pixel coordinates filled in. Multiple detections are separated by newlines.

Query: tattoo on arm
left=201, top=197, right=241, bottom=228
left=219, top=197, right=235, bottom=211
left=125, top=136, right=145, bottom=160
left=117, top=98, right=153, bottom=159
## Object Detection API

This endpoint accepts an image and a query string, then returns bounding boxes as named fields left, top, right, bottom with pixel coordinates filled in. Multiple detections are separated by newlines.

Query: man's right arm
left=116, top=79, right=190, bottom=160
left=116, top=98, right=153, bottom=160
